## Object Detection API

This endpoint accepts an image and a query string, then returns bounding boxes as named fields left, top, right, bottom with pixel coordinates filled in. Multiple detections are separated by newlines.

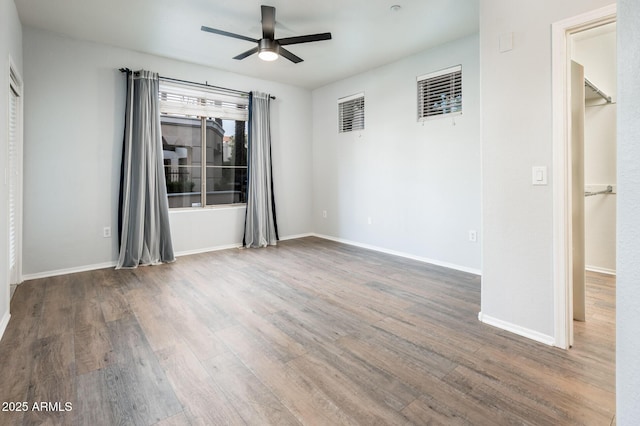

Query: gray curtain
left=117, top=70, right=175, bottom=268
left=243, top=91, right=279, bottom=248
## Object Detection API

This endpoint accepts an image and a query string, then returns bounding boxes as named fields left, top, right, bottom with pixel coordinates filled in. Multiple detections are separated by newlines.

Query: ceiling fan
left=201, top=5, right=332, bottom=63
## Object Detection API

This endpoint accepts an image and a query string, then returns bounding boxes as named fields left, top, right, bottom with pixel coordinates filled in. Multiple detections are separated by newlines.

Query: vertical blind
left=338, top=93, right=365, bottom=133
left=8, top=67, right=21, bottom=284
left=417, top=65, right=462, bottom=120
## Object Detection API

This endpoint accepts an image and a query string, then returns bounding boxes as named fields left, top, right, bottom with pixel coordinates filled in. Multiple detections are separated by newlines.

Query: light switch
left=532, top=166, right=548, bottom=185
left=499, top=32, right=513, bottom=53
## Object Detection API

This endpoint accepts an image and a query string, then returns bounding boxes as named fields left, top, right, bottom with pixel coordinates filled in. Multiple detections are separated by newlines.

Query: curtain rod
left=118, top=68, right=276, bottom=100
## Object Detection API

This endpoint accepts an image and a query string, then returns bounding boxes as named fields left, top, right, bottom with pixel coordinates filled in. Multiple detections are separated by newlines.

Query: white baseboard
left=312, top=233, right=482, bottom=276
left=175, top=243, right=243, bottom=257
left=22, top=261, right=117, bottom=281
left=21, top=235, right=313, bottom=281
left=279, top=232, right=314, bottom=241
left=0, top=310, right=11, bottom=343
left=175, top=233, right=315, bottom=256
left=478, top=312, right=555, bottom=346
left=586, top=265, right=616, bottom=276
left=20, top=232, right=480, bottom=282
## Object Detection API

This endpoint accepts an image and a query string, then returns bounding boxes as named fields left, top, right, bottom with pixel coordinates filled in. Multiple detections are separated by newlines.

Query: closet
left=576, top=23, right=617, bottom=276
left=570, top=22, right=617, bottom=326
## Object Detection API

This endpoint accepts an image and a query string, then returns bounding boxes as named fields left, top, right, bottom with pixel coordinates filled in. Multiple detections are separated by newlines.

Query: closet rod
left=585, top=185, right=614, bottom=197
left=118, top=68, right=275, bottom=100
left=585, top=77, right=612, bottom=103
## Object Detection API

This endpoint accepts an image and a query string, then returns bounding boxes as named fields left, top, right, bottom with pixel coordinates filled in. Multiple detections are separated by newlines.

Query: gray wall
left=617, top=0, right=640, bottom=422
left=22, top=27, right=313, bottom=277
left=479, top=0, right=615, bottom=342
left=311, top=34, right=481, bottom=273
left=0, top=0, right=23, bottom=336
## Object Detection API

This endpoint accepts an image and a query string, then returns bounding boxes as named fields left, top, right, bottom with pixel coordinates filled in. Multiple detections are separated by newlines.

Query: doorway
left=551, top=5, right=616, bottom=349
left=573, top=23, right=617, bottom=277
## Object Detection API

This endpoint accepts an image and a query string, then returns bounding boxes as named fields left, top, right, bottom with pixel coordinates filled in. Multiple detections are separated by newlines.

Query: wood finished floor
left=0, top=237, right=615, bottom=425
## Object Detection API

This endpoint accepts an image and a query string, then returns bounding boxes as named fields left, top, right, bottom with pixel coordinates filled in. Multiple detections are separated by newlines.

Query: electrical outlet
left=367, top=217, right=372, bottom=225
left=103, top=226, right=112, bottom=238
left=468, top=230, right=477, bottom=242
left=322, top=210, right=327, bottom=218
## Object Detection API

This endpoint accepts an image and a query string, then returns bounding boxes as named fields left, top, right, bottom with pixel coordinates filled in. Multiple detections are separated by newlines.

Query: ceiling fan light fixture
left=258, top=38, right=279, bottom=61
left=258, top=50, right=279, bottom=61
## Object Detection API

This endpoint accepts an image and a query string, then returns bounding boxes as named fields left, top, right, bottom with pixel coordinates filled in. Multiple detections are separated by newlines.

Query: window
left=159, top=81, right=248, bottom=208
left=417, top=65, right=462, bottom=120
left=338, top=93, right=365, bottom=133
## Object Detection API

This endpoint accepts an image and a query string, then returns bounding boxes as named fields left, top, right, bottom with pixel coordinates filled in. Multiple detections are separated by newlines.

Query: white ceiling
left=14, top=0, right=479, bottom=89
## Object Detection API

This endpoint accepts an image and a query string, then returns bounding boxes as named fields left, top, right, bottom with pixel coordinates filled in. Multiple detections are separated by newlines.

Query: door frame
left=551, top=4, right=616, bottom=349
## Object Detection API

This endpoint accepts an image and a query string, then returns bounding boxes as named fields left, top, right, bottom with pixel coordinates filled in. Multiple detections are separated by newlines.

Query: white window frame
left=417, top=65, right=462, bottom=121
left=338, top=92, right=365, bottom=133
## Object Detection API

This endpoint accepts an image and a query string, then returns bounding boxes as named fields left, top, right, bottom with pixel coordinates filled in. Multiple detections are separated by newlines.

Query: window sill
left=169, top=203, right=247, bottom=213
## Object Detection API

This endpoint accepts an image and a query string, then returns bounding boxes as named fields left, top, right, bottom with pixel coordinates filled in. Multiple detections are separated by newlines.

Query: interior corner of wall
left=0, top=309, right=11, bottom=343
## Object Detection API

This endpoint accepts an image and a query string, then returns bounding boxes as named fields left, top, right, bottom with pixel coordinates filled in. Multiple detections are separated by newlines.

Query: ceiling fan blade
left=201, top=26, right=259, bottom=43
left=279, top=47, right=303, bottom=64
left=233, top=46, right=260, bottom=60
left=277, top=32, right=332, bottom=46
left=261, top=5, right=276, bottom=40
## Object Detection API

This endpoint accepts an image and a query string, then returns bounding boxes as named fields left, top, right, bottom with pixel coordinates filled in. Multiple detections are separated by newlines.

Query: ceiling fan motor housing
left=260, top=38, right=280, bottom=54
